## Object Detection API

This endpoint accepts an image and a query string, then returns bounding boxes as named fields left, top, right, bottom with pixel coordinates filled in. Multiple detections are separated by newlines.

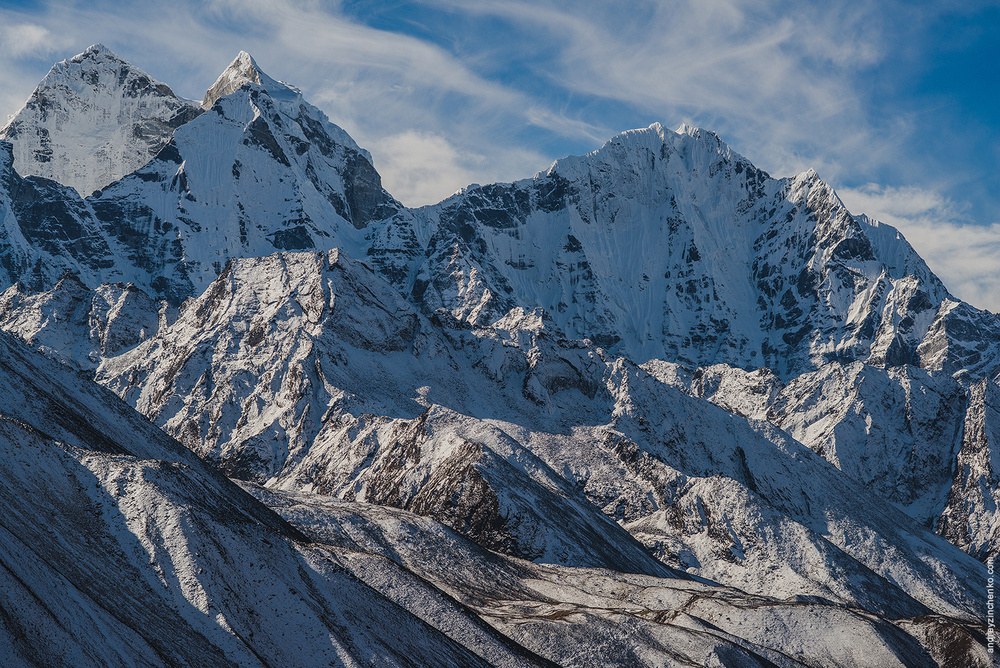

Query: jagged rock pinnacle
left=203, top=51, right=267, bottom=109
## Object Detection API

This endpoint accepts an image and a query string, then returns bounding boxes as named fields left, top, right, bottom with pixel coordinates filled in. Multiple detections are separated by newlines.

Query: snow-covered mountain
left=251, top=485, right=990, bottom=668
left=373, top=124, right=980, bottom=381
left=7, top=83, right=997, bottom=381
left=0, top=47, right=398, bottom=303
left=0, top=45, right=996, bottom=665
left=79, top=247, right=986, bottom=624
left=0, top=274, right=162, bottom=366
left=0, top=44, right=202, bottom=197
left=0, top=292, right=991, bottom=667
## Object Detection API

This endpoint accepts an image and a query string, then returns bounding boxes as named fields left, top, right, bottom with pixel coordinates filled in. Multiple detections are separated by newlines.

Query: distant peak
left=795, top=167, right=821, bottom=182
left=203, top=51, right=281, bottom=109
left=235, top=50, right=256, bottom=66
left=31, top=44, right=180, bottom=101
left=70, top=43, right=123, bottom=63
left=229, top=51, right=262, bottom=82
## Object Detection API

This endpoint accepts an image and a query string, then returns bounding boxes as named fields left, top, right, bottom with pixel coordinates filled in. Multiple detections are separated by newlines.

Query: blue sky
left=0, top=0, right=998, bottom=309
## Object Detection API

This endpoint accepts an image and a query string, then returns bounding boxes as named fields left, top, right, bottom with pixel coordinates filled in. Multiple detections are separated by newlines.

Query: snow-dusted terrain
left=0, top=322, right=990, bottom=665
left=642, top=359, right=1000, bottom=565
left=0, top=44, right=201, bottom=197
left=0, top=47, right=398, bottom=302
left=0, top=45, right=996, bottom=666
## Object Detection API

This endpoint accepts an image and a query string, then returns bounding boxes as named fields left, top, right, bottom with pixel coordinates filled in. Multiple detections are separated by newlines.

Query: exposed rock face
left=0, top=44, right=202, bottom=197
left=937, top=377, right=1000, bottom=562
left=0, top=141, right=120, bottom=292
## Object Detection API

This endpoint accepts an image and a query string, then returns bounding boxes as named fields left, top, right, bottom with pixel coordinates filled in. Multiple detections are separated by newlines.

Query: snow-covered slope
left=938, top=377, right=1000, bottom=562
left=0, top=44, right=202, bottom=197
left=0, top=50, right=399, bottom=304
left=87, top=247, right=988, bottom=625
left=90, top=249, right=673, bottom=578
left=249, top=485, right=992, bottom=668
left=372, top=124, right=959, bottom=379
left=6, top=319, right=988, bottom=667
left=0, top=140, right=128, bottom=292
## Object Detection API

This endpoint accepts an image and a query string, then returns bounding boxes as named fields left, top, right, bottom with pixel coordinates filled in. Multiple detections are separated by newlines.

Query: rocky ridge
left=0, top=324, right=991, bottom=666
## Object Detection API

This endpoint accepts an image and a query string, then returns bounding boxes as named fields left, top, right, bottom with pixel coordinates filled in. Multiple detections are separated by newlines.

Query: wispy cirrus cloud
left=410, top=0, right=890, bottom=178
left=0, top=22, right=57, bottom=58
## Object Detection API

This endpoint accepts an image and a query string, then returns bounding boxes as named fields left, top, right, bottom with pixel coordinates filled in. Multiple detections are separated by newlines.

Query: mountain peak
left=231, top=50, right=263, bottom=82
left=37, top=44, right=141, bottom=94
left=202, top=51, right=293, bottom=109
left=70, top=43, right=119, bottom=62
left=0, top=45, right=201, bottom=196
left=792, top=167, right=822, bottom=186
left=199, top=50, right=371, bottom=161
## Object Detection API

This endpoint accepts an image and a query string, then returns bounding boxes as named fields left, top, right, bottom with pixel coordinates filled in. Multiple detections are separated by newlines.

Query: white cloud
left=0, top=21, right=72, bottom=124
left=0, top=23, right=56, bottom=58
left=369, top=131, right=480, bottom=206
left=839, top=184, right=1000, bottom=313
left=368, top=130, right=552, bottom=206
